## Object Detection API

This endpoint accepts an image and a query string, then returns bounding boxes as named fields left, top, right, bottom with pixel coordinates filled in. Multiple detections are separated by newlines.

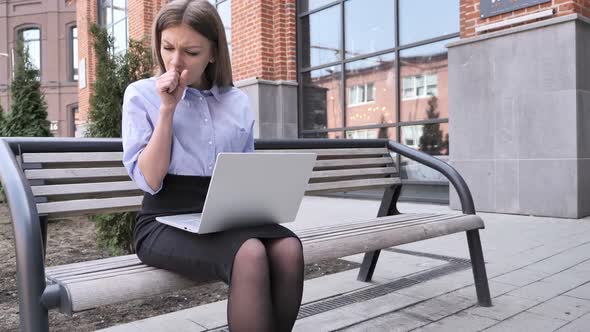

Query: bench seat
left=45, top=213, right=483, bottom=315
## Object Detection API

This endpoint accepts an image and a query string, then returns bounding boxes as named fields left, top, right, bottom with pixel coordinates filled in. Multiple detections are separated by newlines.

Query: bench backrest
left=21, top=146, right=398, bottom=219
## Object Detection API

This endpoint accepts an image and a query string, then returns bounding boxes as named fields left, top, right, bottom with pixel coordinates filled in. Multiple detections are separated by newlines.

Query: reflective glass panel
left=345, top=0, right=395, bottom=58
left=301, top=5, right=341, bottom=68
left=399, top=39, right=455, bottom=123
left=345, top=53, right=396, bottom=128
left=399, top=123, right=449, bottom=155
left=301, top=65, right=343, bottom=137
left=299, top=0, right=338, bottom=13
left=399, top=0, right=459, bottom=45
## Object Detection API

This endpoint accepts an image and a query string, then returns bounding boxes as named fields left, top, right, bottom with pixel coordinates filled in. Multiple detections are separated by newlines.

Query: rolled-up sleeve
left=122, top=84, right=163, bottom=195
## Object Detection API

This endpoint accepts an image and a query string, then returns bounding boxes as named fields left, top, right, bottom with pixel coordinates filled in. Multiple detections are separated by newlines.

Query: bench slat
left=25, top=167, right=129, bottom=180
left=257, top=148, right=388, bottom=156
left=22, top=152, right=124, bottom=163
left=306, top=178, right=400, bottom=193
left=31, top=181, right=139, bottom=197
left=314, top=157, right=394, bottom=168
left=311, top=167, right=397, bottom=179
left=45, top=213, right=483, bottom=314
left=36, top=196, right=143, bottom=217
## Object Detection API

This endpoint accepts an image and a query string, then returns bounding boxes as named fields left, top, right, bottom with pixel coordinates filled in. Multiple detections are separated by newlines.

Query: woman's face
left=160, top=24, right=215, bottom=89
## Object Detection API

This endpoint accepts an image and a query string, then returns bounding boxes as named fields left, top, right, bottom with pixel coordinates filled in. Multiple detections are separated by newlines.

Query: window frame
left=297, top=0, right=457, bottom=139
left=15, top=25, right=42, bottom=79
left=67, top=23, right=78, bottom=82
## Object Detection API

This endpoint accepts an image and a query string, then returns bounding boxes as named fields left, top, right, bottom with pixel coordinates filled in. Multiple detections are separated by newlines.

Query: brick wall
left=232, top=0, right=296, bottom=82
left=75, top=0, right=98, bottom=128
left=461, top=0, right=590, bottom=38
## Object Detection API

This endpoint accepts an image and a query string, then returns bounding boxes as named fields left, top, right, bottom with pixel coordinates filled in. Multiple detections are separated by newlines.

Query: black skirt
left=134, top=174, right=299, bottom=284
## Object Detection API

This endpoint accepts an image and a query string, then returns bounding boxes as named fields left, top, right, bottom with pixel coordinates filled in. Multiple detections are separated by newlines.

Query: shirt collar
left=181, top=84, right=222, bottom=102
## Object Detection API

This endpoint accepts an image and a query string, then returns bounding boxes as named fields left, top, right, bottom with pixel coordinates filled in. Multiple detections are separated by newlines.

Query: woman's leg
left=265, top=237, right=305, bottom=332
left=228, top=238, right=274, bottom=332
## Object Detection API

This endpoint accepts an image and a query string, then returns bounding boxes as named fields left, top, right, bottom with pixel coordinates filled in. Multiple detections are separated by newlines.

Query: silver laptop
left=156, top=152, right=317, bottom=234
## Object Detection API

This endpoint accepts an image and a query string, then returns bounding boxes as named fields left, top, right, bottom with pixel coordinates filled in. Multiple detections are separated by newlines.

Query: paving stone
left=466, top=294, right=539, bottom=321
left=414, top=311, right=497, bottom=332
left=401, top=292, right=476, bottom=322
left=396, top=270, right=475, bottom=300
left=454, top=280, right=518, bottom=302
left=527, top=295, right=590, bottom=321
left=484, top=311, right=568, bottom=332
left=340, top=312, right=428, bottom=332
left=555, top=312, right=590, bottom=331
left=524, top=243, right=590, bottom=275
left=565, top=282, right=590, bottom=300
left=507, top=270, right=590, bottom=302
left=492, top=268, right=551, bottom=287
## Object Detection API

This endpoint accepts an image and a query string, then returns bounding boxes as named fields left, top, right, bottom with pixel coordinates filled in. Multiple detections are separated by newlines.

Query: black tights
left=228, top=238, right=304, bottom=332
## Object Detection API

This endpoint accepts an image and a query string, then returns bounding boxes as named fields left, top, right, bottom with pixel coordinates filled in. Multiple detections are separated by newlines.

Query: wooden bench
left=0, top=137, right=491, bottom=332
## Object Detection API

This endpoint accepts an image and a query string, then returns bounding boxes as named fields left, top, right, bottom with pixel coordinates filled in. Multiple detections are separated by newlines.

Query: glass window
left=70, top=26, right=78, bottom=81
left=100, top=0, right=128, bottom=54
left=301, top=65, right=343, bottom=137
left=209, top=1, right=232, bottom=61
left=400, top=39, right=453, bottom=123
left=345, top=0, right=395, bottom=58
left=217, top=0, right=232, bottom=59
left=299, top=0, right=338, bottom=13
left=400, top=123, right=448, bottom=155
left=301, top=5, right=341, bottom=68
left=399, top=0, right=459, bottom=45
left=345, top=53, right=396, bottom=126
left=19, top=28, right=41, bottom=72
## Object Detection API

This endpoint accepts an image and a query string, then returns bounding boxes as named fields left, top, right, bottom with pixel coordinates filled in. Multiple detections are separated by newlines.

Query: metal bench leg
left=466, top=229, right=492, bottom=307
left=357, top=184, right=401, bottom=282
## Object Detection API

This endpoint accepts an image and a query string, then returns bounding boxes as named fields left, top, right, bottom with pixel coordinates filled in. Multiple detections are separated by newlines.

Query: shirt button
left=208, top=166, right=213, bottom=170
left=199, top=97, right=203, bottom=101
left=208, top=141, right=212, bottom=145
left=204, top=118, right=208, bottom=122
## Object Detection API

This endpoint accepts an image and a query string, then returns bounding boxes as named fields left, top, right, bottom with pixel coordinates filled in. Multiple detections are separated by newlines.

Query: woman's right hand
left=156, top=69, right=189, bottom=112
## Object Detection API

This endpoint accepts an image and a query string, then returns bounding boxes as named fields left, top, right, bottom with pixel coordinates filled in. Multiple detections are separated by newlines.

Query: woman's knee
left=268, top=237, right=303, bottom=262
left=234, top=238, right=268, bottom=267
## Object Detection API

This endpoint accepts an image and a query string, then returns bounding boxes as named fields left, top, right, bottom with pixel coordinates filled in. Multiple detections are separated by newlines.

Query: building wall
left=450, top=2, right=590, bottom=218
left=461, top=0, right=590, bottom=37
left=0, top=0, right=78, bottom=136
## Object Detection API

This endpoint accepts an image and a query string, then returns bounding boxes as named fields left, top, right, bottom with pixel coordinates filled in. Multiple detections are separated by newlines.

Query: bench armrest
left=0, top=139, right=48, bottom=316
left=387, top=140, right=475, bottom=214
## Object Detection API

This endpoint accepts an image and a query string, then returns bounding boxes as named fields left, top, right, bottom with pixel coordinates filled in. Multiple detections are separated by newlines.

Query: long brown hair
left=152, top=0, right=232, bottom=87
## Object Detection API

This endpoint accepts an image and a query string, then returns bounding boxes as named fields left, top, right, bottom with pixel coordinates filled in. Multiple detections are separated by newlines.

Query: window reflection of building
left=298, top=0, right=458, bottom=158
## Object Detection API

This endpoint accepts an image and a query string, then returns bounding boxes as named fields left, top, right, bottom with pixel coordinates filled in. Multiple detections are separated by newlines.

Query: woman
left=121, top=1, right=304, bottom=331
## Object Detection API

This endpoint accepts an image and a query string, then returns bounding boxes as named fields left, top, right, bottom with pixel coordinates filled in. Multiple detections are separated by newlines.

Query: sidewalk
left=99, top=196, right=590, bottom=332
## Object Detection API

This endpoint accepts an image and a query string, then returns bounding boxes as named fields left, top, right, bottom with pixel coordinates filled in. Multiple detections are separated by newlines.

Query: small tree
left=0, top=101, right=5, bottom=136
left=4, top=39, right=51, bottom=137
left=87, top=24, right=154, bottom=255
left=419, top=96, right=448, bottom=155
left=86, top=24, right=121, bottom=138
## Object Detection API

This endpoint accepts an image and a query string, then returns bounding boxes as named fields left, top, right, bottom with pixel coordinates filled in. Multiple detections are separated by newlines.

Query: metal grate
left=296, top=259, right=470, bottom=319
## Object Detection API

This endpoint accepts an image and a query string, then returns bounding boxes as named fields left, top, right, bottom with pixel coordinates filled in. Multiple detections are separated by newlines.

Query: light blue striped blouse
left=122, top=77, right=255, bottom=195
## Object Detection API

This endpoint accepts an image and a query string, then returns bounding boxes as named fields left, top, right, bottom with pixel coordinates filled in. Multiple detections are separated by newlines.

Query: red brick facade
left=75, top=0, right=99, bottom=127
left=232, top=0, right=296, bottom=81
left=461, top=0, right=590, bottom=38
